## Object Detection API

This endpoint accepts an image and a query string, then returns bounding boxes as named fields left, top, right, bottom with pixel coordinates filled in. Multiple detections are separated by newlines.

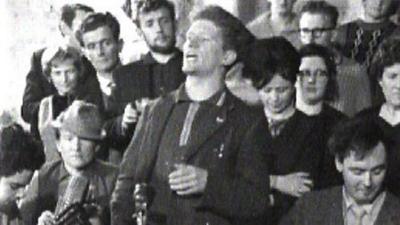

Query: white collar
left=379, top=104, right=400, bottom=126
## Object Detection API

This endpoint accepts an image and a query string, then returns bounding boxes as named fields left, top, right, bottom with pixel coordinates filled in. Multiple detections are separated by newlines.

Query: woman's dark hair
left=245, top=37, right=300, bottom=89
left=298, top=43, right=338, bottom=102
left=369, top=38, right=400, bottom=81
left=0, top=123, right=44, bottom=177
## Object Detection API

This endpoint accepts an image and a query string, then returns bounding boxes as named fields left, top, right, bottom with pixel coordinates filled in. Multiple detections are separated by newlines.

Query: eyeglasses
left=298, top=69, right=328, bottom=79
left=299, top=27, right=334, bottom=37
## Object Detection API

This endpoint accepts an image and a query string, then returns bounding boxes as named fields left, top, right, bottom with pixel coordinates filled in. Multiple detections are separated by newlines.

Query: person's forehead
left=344, top=142, right=387, bottom=166
left=187, top=20, right=221, bottom=37
left=300, top=12, right=331, bottom=27
left=300, top=56, right=327, bottom=69
left=139, top=7, right=173, bottom=22
left=82, top=26, right=114, bottom=43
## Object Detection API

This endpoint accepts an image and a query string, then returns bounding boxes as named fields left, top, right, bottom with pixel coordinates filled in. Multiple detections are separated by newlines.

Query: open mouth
left=185, top=54, right=197, bottom=60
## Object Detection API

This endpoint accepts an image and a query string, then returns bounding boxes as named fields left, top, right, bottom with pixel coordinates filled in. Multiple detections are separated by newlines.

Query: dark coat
left=279, top=186, right=400, bottom=225
left=110, top=88, right=271, bottom=225
left=21, top=48, right=103, bottom=138
left=106, top=51, right=185, bottom=149
left=265, top=110, right=326, bottom=225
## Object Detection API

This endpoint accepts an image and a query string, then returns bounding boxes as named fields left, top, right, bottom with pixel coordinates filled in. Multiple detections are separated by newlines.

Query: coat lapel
left=326, top=187, right=345, bottom=225
left=374, top=193, right=400, bottom=225
left=183, top=92, right=234, bottom=161
left=134, top=93, right=176, bottom=181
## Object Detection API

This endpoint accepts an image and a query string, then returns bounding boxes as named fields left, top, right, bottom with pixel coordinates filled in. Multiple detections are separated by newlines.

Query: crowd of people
left=1, top=0, right=400, bottom=224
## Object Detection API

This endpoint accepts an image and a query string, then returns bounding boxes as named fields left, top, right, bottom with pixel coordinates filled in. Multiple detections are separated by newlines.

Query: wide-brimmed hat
left=52, top=100, right=105, bottom=140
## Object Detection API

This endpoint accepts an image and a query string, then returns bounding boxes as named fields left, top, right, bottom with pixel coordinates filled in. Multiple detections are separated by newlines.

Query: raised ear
left=222, top=49, right=237, bottom=66
left=335, top=156, right=343, bottom=173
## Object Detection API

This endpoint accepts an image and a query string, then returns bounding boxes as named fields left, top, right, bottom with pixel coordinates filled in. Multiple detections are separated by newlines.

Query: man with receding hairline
left=111, top=5, right=270, bottom=225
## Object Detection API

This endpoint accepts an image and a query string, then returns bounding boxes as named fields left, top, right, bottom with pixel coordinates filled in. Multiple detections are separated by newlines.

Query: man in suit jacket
left=111, top=6, right=270, bottom=225
left=280, top=117, right=400, bottom=225
left=21, top=4, right=101, bottom=139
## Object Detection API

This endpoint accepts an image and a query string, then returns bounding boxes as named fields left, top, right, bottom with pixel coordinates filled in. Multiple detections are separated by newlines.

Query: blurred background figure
left=0, top=123, right=44, bottom=225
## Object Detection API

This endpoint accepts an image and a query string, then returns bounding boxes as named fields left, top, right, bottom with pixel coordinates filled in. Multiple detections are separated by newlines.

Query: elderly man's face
left=56, top=130, right=96, bottom=170
left=139, top=7, right=176, bottom=54
left=0, top=170, right=33, bottom=215
left=363, top=0, right=393, bottom=20
left=50, top=58, right=80, bottom=96
left=299, top=12, right=334, bottom=46
left=380, top=63, right=400, bottom=109
left=82, top=26, right=122, bottom=73
left=336, top=142, right=387, bottom=205
left=182, top=20, right=226, bottom=76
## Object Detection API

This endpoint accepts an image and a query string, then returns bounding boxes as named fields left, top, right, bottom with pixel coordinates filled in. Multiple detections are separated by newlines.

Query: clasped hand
left=168, top=164, right=208, bottom=196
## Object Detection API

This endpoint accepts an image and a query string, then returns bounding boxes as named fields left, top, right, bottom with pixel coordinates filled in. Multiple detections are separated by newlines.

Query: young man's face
left=0, top=170, right=33, bottom=215
left=50, top=58, right=80, bottom=96
left=82, top=26, right=122, bottom=73
left=299, top=12, right=334, bottom=46
left=139, top=7, right=176, bottom=54
left=379, top=63, right=400, bottom=109
left=182, top=20, right=227, bottom=76
left=56, top=130, right=97, bottom=170
left=336, top=142, right=387, bottom=205
left=363, top=0, right=393, bottom=20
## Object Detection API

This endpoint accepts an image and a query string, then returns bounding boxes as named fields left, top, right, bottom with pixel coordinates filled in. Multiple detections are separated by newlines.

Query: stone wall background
left=0, top=0, right=368, bottom=124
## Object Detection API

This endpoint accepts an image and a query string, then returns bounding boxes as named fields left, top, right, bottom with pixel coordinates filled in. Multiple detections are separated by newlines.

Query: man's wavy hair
left=0, top=123, right=44, bottom=177
left=134, top=0, right=176, bottom=27
left=76, top=12, right=121, bottom=47
left=190, top=5, right=255, bottom=67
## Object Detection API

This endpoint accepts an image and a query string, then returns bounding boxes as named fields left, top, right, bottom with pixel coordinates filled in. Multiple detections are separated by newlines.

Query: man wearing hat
left=19, top=100, right=118, bottom=225
left=0, top=123, right=44, bottom=225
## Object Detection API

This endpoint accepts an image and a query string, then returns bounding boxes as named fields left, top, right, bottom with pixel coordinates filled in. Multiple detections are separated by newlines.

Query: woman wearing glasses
left=246, top=38, right=326, bottom=225
left=295, top=44, right=346, bottom=189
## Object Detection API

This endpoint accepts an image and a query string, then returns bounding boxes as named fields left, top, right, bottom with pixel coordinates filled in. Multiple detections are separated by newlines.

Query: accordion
left=54, top=176, right=95, bottom=225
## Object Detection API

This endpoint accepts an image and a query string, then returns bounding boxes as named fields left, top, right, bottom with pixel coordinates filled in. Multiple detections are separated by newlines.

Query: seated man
left=279, top=117, right=400, bottom=225
left=0, top=123, right=44, bottom=224
left=19, top=101, right=118, bottom=225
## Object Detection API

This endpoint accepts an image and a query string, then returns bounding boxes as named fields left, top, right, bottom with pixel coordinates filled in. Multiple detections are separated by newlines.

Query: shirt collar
left=58, top=160, right=99, bottom=182
left=142, top=49, right=181, bottom=65
left=175, top=84, right=226, bottom=107
left=342, top=187, right=386, bottom=217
